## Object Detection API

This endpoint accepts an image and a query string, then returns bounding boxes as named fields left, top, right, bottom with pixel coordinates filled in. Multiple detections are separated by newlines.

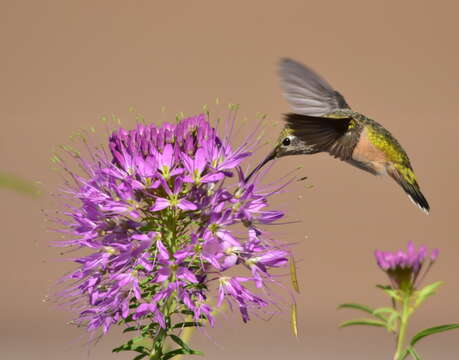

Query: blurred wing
left=279, top=58, right=350, bottom=116
left=284, top=113, right=358, bottom=161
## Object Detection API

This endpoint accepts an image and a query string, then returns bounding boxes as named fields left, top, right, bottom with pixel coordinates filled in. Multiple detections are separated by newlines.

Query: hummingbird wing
left=284, top=113, right=360, bottom=161
left=279, top=58, right=350, bottom=117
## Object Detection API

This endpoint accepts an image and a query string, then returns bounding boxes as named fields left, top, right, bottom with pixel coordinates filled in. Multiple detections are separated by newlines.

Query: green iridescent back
left=351, top=112, right=412, bottom=167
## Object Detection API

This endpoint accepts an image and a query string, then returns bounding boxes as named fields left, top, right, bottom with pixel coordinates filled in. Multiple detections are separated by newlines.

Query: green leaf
left=167, top=335, right=203, bottom=359
left=400, top=348, right=409, bottom=360
left=169, top=335, right=193, bottom=353
left=112, top=336, right=147, bottom=353
left=133, top=354, right=148, bottom=360
left=376, top=285, right=401, bottom=301
left=373, top=307, right=400, bottom=327
left=376, top=284, right=390, bottom=289
left=162, top=348, right=204, bottom=360
left=384, top=289, right=401, bottom=300
left=140, top=322, right=160, bottom=336
left=369, top=307, right=400, bottom=332
left=400, top=346, right=422, bottom=360
left=338, top=303, right=386, bottom=321
left=338, top=303, right=374, bottom=314
left=339, top=319, right=387, bottom=329
left=386, top=311, right=400, bottom=333
left=410, top=324, right=459, bottom=347
left=407, top=347, right=422, bottom=360
left=373, top=307, right=397, bottom=316
left=123, top=326, right=139, bottom=333
left=112, top=343, right=130, bottom=353
left=162, top=349, right=186, bottom=360
left=414, top=281, right=444, bottom=308
left=180, top=310, right=194, bottom=316
left=172, top=321, right=203, bottom=329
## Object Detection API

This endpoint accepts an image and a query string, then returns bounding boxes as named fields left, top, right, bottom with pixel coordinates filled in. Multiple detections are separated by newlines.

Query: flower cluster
left=374, top=241, right=439, bottom=291
left=55, top=113, right=290, bottom=341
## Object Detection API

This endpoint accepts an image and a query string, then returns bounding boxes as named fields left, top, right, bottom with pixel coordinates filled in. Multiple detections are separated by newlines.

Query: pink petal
left=202, top=172, right=225, bottom=183
left=194, top=148, right=207, bottom=175
left=133, top=281, right=142, bottom=300
left=162, top=144, right=174, bottom=168
left=156, top=267, right=170, bottom=282
left=156, top=239, right=170, bottom=261
left=177, top=268, right=198, bottom=283
left=150, top=198, right=170, bottom=211
left=177, top=199, right=197, bottom=211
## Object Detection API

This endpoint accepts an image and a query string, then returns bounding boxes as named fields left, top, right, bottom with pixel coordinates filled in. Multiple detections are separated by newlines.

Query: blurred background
left=1, top=1, right=458, bottom=359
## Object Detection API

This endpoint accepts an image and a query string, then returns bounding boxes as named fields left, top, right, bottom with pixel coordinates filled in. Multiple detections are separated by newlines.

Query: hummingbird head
left=245, top=128, right=309, bottom=182
left=273, top=128, right=309, bottom=157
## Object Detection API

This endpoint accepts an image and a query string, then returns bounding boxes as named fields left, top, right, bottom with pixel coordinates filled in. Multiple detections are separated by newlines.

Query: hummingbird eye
left=282, top=137, right=291, bottom=146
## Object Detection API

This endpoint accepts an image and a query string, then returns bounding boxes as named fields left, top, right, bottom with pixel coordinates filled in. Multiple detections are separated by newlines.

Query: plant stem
left=394, top=295, right=410, bottom=360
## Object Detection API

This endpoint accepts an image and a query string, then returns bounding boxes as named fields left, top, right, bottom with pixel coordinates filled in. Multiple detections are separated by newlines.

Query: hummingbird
left=246, top=58, right=430, bottom=213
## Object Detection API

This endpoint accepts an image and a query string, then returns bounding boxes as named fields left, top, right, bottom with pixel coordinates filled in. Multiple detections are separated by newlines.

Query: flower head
left=53, top=112, right=291, bottom=339
left=374, top=241, right=439, bottom=291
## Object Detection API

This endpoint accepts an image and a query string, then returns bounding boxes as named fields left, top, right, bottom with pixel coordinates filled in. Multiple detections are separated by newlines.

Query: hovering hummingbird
left=246, top=58, right=430, bottom=213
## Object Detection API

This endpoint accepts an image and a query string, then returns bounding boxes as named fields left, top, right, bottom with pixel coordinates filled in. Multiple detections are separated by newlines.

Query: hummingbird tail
left=388, top=167, right=430, bottom=214
left=404, top=183, right=430, bottom=214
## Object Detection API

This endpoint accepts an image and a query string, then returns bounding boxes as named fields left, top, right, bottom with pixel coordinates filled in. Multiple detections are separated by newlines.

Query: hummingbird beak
left=244, top=148, right=277, bottom=183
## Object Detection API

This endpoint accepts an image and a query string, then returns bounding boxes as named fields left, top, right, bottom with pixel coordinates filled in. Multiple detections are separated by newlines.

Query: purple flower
left=217, top=276, right=268, bottom=322
left=375, top=241, right=439, bottom=291
left=150, top=178, right=197, bottom=212
left=53, top=112, right=292, bottom=339
left=182, top=147, right=225, bottom=184
left=154, top=240, right=198, bottom=283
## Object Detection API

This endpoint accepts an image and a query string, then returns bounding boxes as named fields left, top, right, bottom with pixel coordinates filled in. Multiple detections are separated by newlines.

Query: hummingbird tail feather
left=388, top=167, right=430, bottom=214
left=284, top=113, right=350, bottom=153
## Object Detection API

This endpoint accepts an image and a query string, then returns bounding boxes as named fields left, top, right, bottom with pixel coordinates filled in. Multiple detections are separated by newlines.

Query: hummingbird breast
left=351, top=127, right=389, bottom=175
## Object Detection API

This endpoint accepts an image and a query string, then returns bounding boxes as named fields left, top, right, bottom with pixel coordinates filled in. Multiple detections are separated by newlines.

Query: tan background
left=1, top=1, right=458, bottom=359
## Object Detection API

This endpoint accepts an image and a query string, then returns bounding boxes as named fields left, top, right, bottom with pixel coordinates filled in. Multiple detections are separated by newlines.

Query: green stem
left=150, top=327, right=165, bottom=359
left=150, top=208, right=179, bottom=360
left=394, top=295, right=410, bottom=360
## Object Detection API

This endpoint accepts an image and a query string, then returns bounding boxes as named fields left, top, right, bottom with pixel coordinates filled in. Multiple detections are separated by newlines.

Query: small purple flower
left=375, top=241, right=439, bottom=291
left=150, top=178, right=197, bottom=212
left=182, top=147, right=225, bottom=184
left=53, top=112, right=292, bottom=339
left=217, top=276, right=268, bottom=322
